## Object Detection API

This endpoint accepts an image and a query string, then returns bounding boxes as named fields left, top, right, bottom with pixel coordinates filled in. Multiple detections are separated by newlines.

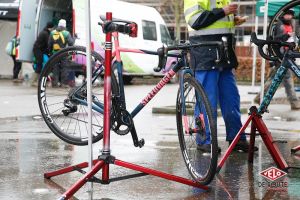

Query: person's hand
left=234, top=16, right=248, bottom=26
left=223, top=3, right=238, bottom=16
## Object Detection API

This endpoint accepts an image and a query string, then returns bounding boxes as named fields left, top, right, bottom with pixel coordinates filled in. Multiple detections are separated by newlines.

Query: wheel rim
left=268, top=1, right=300, bottom=60
left=177, top=79, right=216, bottom=184
left=38, top=48, right=104, bottom=145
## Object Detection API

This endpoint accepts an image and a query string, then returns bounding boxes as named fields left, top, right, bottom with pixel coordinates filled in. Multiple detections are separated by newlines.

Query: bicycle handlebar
left=250, top=32, right=295, bottom=61
left=154, top=41, right=223, bottom=72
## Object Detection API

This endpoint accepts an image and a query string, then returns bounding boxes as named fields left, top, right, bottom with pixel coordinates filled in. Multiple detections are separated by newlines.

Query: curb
left=152, top=105, right=249, bottom=115
left=152, top=98, right=291, bottom=115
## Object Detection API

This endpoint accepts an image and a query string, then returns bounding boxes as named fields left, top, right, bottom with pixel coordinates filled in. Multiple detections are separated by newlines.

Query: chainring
left=111, top=109, right=133, bottom=135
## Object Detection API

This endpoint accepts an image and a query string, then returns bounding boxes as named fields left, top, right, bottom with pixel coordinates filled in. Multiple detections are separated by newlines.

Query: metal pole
left=102, top=12, right=113, bottom=183
left=248, top=16, right=258, bottom=94
left=250, top=16, right=259, bottom=93
left=260, top=0, right=269, bottom=103
left=85, top=0, right=93, bottom=191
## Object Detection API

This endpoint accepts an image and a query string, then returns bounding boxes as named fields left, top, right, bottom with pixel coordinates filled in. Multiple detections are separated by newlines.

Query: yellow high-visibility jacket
left=184, top=0, right=235, bottom=36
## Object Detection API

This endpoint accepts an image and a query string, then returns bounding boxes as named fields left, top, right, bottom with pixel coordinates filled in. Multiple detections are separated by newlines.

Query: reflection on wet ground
left=0, top=118, right=300, bottom=200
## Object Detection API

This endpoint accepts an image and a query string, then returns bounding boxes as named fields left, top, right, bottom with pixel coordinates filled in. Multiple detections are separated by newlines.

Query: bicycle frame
left=258, top=51, right=300, bottom=114
left=81, top=32, right=191, bottom=119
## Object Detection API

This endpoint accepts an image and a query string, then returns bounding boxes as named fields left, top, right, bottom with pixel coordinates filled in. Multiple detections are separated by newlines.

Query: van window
left=142, top=20, right=157, bottom=41
left=160, top=24, right=173, bottom=45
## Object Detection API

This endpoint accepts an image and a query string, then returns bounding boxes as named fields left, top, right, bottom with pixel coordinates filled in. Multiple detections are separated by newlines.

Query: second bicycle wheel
left=38, top=46, right=118, bottom=145
left=176, top=74, right=218, bottom=185
left=267, top=0, right=300, bottom=60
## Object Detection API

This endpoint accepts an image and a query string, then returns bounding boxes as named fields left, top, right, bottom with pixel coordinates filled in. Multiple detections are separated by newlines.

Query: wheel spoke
left=38, top=47, right=107, bottom=145
left=176, top=76, right=217, bottom=185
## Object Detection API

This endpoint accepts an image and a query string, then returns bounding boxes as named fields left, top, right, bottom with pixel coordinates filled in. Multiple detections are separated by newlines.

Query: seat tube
left=113, top=32, right=126, bottom=99
left=113, top=32, right=121, bottom=62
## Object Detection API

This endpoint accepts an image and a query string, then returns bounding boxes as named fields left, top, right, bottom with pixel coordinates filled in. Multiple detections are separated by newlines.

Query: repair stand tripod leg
left=44, top=160, right=99, bottom=179
left=252, top=115, right=289, bottom=170
left=217, top=106, right=289, bottom=173
left=114, top=159, right=208, bottom=188
left=291, top=145, right=300, bottom=154
left=57, top=160, right=106, bottom=200
left=45, top=154, right=208, bottom=200
left=216, top=115, right=254, bottom=173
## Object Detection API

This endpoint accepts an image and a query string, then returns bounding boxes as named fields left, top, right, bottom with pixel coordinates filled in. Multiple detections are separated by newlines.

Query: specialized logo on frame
left=258, top=167, right=288, bottom=190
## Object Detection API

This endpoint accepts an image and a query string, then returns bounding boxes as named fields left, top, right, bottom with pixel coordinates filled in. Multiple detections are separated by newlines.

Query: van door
left=16, top=0, right=39, bottom=62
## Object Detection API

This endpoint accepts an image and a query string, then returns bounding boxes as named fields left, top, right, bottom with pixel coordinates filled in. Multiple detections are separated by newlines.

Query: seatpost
left=102, top=12, right=113, bottom=182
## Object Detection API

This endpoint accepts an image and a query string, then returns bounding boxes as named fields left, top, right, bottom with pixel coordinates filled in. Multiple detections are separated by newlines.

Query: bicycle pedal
left=138, top=139, right=145, bottom=148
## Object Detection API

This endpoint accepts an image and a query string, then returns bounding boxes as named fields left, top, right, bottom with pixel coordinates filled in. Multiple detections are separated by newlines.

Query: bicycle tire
left=38, top=46, right=119, bottom=145
left=176, top=74, right=218, bottom=185
left=267, top=0, right=300, bottom=60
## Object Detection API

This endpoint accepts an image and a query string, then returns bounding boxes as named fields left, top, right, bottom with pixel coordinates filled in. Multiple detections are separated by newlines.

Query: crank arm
left=130, top=124, right=145, bottom=148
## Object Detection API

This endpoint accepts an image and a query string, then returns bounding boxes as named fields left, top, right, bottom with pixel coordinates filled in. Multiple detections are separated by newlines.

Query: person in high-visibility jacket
left=184, top=0, right=257, bottom=153
left=7, top=36, right=22, bottom=83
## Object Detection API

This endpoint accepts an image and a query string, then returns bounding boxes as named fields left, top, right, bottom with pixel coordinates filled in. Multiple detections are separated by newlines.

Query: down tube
left=131, top=63, right=181, bottom=118
left=258, top=65, right=287, bottom=114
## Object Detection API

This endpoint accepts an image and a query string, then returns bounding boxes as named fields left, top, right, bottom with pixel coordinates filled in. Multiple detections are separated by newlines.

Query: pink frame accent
left=111, top=31, right=177, bottom=108
left=199, top=113, right=206, bottom=131
left=183, top=115, right=189, bottom=134
left=112, top=32, right=145, bottom=62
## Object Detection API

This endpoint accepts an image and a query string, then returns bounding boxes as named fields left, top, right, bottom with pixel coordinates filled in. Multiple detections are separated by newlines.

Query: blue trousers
left=195, top=69, right=246, bottom=144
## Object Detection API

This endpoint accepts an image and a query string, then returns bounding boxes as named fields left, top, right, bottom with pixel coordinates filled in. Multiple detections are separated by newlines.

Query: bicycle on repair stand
left=38, top=17, right=227, bottom=185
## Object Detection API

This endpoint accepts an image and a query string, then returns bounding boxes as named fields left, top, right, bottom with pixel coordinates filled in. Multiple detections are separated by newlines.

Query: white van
left=16, top=0, right=175, bottom=83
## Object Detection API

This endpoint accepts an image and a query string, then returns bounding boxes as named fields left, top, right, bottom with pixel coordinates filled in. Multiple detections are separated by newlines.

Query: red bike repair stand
left=217, top=106, right=289, bottom=173
left=44, top=13, right=208, bottom=200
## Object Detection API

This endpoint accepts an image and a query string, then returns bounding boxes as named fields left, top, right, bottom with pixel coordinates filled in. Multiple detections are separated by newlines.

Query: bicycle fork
left=179, top=70, right=207, bottom=140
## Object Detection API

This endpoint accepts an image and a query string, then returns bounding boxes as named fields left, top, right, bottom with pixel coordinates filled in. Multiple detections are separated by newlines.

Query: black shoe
left=197, top=144, right=221, bottom=153
left=229, top=140, right=258, bottom=153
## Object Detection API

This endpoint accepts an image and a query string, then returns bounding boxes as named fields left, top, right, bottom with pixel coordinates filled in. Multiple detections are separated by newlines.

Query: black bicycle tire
left=267, top=0, right=300, bottom=59
left=38, top=46, right=119, bottom=145
left=176, top=74, right=218, bottom=185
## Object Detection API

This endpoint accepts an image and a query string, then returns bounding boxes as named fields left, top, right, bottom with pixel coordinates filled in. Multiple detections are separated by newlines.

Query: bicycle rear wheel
left=176, top=74, right=218, bottom=185
left=38, top=46, right=118, bottom=145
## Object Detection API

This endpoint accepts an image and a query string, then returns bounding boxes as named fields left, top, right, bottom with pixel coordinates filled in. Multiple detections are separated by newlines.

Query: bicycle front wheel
left=268, top=0, right=300, bottom=59
left=38, top=46, right=118, bottom=145
left=176, top=74, right=218, bottom=185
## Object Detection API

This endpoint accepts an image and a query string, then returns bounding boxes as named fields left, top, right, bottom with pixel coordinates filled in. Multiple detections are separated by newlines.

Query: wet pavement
left=0, top=79, right=300, bottom=200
